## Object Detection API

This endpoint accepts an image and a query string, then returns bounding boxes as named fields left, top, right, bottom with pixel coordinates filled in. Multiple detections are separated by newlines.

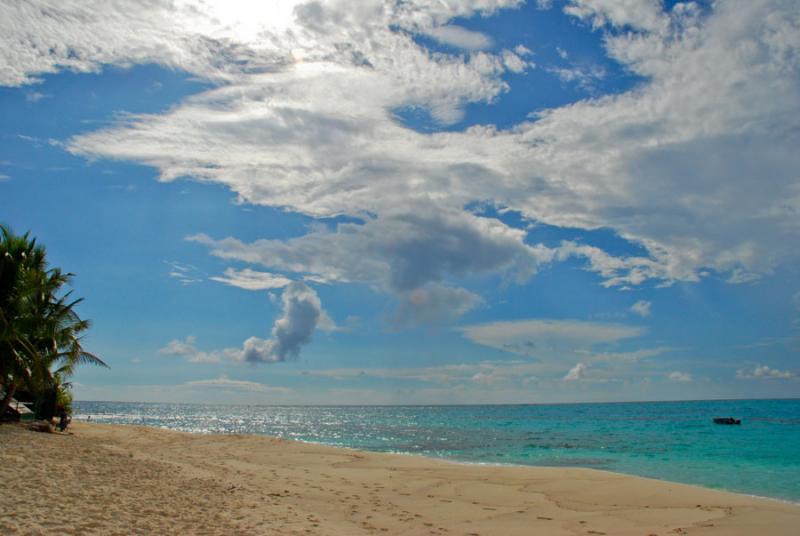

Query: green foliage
left=57, top=383, right=73, bottom=416
left=0, top=224, right=107, bottom=419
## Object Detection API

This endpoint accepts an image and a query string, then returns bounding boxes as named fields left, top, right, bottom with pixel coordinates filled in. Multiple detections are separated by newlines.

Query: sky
left=1, top=0, right=799, bottom=405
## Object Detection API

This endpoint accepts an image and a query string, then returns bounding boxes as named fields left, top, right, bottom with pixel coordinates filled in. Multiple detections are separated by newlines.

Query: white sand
left=2, top=422, right=798, bottom=535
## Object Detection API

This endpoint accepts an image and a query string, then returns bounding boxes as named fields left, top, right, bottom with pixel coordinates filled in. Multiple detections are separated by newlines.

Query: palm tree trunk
left=0, top=382, right=17, bottom=423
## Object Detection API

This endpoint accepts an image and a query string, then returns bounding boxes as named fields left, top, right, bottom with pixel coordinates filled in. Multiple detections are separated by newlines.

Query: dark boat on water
left=713, top=417, right=741, bottom=425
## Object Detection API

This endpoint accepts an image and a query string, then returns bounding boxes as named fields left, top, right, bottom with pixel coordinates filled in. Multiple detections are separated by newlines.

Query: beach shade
left=2, top=397, right=35, bottom=422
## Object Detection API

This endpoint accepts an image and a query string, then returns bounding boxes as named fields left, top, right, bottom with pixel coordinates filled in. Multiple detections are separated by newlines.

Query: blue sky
left=1, top=0, right=798, bottom=404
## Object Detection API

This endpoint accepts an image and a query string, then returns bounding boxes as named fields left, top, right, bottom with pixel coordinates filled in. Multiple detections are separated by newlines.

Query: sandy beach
left=1, top=422, right=798, bottom=535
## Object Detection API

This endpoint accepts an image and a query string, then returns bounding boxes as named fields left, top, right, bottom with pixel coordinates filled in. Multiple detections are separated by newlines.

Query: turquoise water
left=74, top=399, right=800, bottom=502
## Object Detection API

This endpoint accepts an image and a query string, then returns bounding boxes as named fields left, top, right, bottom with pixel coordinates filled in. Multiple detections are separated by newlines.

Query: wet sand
left=1, top=422, right=798, bottom=535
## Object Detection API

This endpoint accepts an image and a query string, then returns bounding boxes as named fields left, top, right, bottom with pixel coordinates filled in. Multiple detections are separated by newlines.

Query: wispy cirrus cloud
left=165, top=260, right=202, bottom=285
left=305, top=359, right=554, bottom=386
left=184, top=376, right=292, bottom=394
left=461, top=318, right=645, bottom=358
left=158, top=335, right=238, bottom=364
left=209, top=267, right=292, bottom=290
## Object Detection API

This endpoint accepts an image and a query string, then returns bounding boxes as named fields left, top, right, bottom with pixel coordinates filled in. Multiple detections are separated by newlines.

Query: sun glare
left=179, top=0, right=302, bottom=43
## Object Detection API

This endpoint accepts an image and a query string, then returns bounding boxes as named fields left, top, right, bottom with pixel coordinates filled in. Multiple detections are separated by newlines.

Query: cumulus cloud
left=160, top=281, right=331, bottom=364
left=563, top=362, right=587, bottom=381
left=501, top=49, right=532, bottom=73
left=630, top=300, right=652, bottom=317
left=3, top=0, right=797, bottom=308
left=240, top=281, right=325, bottom=363
left=668, top=371, right=692, bottom=382
left=736, top=365, right=796, bottom=380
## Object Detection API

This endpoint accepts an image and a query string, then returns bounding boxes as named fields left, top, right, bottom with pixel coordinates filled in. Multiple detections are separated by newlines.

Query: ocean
left=74, top=398, right=800, bottom=503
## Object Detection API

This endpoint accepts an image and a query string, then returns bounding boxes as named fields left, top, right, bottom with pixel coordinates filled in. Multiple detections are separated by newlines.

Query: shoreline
left=3, top=422, right=800, bottom=535
left=386, top=452, right=800, bottom=507
left=384, top=451, right=800, bottom=507
left=73, top=413, right=800, bottom=505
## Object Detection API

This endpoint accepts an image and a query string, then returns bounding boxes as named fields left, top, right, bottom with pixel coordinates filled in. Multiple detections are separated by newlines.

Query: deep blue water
left=74, top=399, right=800, bottom=502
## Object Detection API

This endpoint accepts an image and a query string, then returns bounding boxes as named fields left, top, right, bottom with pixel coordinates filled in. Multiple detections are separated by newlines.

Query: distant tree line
left=1, top=225, right=107, bottom=421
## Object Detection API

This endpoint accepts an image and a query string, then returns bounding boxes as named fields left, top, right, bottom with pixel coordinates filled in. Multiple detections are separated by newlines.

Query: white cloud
left=501, top=49, right=532, bottom=73
left=165, top=260, right=201, bottom=285
left=25, top=91, right=49, bottom=102
left=461, top=318, right=645, bottom=357
left=0, top=0, right=350, bottom=87
left=183, top=376, right=291, bottom=394
left=0, top=173, right=9, bottom=181
left=562, top=0, right=667, bottom=32
left=391, top=285, right=482, bottom=328
left=736, top=364, right=795, bottom=380
left=563, top=362, right=587, bottom=381
left=547, top=63, right=606, bottom=91
left=240, top=281, right=325, bottom=363
left=305, top=359, right=543, bottom=384
left=630, top=300, right=652, bottom=317
left=2, top=0, right=796, bottom=301
left=189, top=207, right=553, bottom=324
left=514, top=44, right=533, bottom=56
left=668, top=371, right=692, bottom=382
left=425, top=25, right=492, bottom=50
left=159, top=281, right=331, bottom=364
left=158, top=335, right=237, bottom=363
left=209, top=267, right=292, bottom=290
left=190, top=208, right=551, bottom=291
left=159, top=335, right=197, bottom=356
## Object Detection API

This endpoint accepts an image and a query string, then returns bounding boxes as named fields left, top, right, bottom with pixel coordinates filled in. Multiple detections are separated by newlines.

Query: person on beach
left=58, top=410, right=70, bottom=432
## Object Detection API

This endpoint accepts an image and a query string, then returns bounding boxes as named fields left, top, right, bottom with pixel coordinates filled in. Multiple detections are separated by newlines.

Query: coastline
left=377, top=451, right=800, bottom=507
left=3, top=422, right=799, bottom=535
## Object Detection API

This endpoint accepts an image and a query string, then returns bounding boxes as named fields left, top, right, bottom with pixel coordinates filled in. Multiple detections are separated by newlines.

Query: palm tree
left=1, top=225, right=107, bottom=421
left=25, top=267, right=106, bottom=419
left=0, top=225, right=45, bottom=417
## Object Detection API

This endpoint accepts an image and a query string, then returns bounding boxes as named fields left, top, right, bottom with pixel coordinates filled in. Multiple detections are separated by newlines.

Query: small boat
left=713, top=417, right=741, bottom=425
